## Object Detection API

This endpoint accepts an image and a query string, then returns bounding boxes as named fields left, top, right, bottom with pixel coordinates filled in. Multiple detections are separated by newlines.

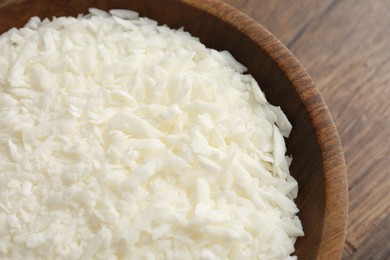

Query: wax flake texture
left=0, top=8, right=303, bottom=260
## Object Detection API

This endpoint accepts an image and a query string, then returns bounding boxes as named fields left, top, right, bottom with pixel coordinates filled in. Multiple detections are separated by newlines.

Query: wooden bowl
left=0, top=0, right=348, bottom=259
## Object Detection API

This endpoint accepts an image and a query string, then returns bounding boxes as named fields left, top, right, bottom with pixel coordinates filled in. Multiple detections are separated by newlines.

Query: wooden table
left=223, top=0, right=390, bottom=259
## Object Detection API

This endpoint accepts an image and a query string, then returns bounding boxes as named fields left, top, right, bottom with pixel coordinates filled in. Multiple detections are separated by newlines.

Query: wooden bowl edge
left=183, top=0, right=349, bottom=258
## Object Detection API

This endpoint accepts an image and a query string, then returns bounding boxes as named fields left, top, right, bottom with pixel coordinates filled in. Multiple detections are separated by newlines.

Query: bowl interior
left=0, top=0, right=348, bottom=259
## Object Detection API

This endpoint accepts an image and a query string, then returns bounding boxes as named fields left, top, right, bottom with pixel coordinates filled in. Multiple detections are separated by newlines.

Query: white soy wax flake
left=0, top=8, right=302, bottom=259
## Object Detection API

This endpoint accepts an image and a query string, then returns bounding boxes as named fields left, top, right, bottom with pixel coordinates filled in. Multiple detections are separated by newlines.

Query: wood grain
left=224, top=0, right=390, bottom=259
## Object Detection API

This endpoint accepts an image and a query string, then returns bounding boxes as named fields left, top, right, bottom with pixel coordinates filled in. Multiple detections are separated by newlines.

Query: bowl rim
left=182, top=0, right=348, bottom=258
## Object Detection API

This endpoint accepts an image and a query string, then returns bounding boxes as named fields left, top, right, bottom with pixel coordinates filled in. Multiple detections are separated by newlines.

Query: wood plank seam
left=343, top=240, right=356, bottom=256
left=286, top=0, right=339, bottom=49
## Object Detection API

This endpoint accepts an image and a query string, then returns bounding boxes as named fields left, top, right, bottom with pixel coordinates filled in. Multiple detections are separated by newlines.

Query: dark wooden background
left=222, top=0, right=390, bottom=259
